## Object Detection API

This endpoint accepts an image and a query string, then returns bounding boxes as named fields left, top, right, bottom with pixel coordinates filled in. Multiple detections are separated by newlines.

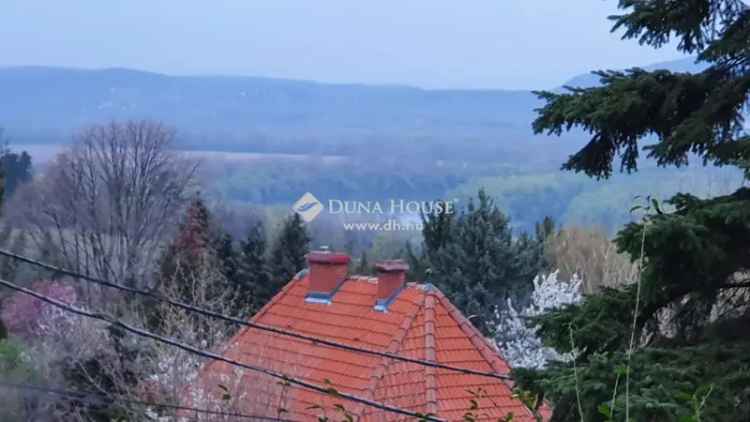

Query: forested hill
left=0, top=58, right=699, bottom=157
left=0, top=66, right=538, bottom=148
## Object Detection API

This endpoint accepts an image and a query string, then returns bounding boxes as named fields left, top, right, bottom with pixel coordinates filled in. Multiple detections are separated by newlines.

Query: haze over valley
left=1, top=57, right=742, bottom=235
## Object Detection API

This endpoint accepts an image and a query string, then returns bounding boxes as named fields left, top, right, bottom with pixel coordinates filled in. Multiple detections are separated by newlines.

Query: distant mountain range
left=0, top=57, right=701, bottom=160
left=562, top=57, right=704, bottom=88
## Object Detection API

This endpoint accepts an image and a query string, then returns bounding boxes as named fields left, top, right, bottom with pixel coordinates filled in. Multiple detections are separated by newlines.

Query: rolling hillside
left=0, top=57, right=699, bottom=164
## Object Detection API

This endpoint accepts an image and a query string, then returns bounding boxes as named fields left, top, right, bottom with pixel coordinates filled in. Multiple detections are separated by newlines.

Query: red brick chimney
left=374, top=260, right=409, bottom=312
left=305, top=251, right=350, bottom=304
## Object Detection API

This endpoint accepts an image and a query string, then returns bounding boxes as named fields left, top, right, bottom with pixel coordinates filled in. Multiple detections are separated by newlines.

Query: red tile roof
left=189, top=274, right=550, bottom=421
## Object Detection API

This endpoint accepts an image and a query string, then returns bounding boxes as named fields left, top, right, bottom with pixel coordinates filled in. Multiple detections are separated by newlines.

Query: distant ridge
left=563, top=57, right=704, bottom=88
left=0, top=65, right=539, bottom=146
left=0, top=58, right=699, bottom=156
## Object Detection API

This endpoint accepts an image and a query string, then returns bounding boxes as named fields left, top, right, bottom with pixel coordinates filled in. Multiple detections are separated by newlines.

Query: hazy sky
left=1, top=1, right=686, bottom=89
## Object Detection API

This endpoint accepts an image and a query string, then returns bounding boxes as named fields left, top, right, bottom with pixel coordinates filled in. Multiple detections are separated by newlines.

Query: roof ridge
left=208, top=275, right=304, bottom=361
left=361, top=292, right=426, bottom=413
left=423, top=289, right=439, bottom=415
left=249, top=275, right=300, bottom=324
left=208, top=276, right=300, bottom=360
left=430, top=289, right=510, bottom=375
left=431, top=288, right=538, bottom=420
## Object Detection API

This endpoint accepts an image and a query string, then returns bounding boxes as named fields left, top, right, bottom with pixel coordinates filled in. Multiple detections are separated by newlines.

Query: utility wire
left=0, top=278, right=444, bottom=422
left=0, top=380, right=294, bottom=421
left=0, top=248, right=512, bottom=382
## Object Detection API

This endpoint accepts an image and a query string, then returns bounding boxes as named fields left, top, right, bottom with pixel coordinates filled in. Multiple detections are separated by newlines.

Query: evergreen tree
left=269, top=213, right=310, bottom=290
left=0, top=129, right=33, bottom=199
left=421, top=199, right=455, bottom=252
left=535, top=216, right=556, bottom=245
left=403, top=241, right=429, bottom=283
left=0, top=149, right=32, bottom=197
left=151, top=196, right=241, bottom=342
left=356, top=251, right=370, bottom=275
left=156, top=196, right=236, bottom=303
left=157, top=197, right=212, bottom=294
left=519, top=2, right=750, bottom=420
left=214, top=231, right=238, bottom=283
left=235, top=221, right=273, bottom=314
left=422, top=190, right=544, bottom=336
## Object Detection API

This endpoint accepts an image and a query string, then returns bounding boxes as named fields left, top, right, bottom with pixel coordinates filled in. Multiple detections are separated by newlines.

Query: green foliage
left=153, top=197, right=240, bottom=335
left=0, top=338, right=33, bottom=380
left=235, top=221, right=274, bottom=314
left=422, top=189, right=545, bottom=335
left=0, top=338, right=37, bottom=421
left=449, top=166, right=741, bottom=234
left=535, top=288, right=635, bottom=356
left=367, top=229, right=419, bottom=263
left=209, top=158, right=468, bottom=205
left=0, top=147, right=32, bottom=198
left=448, top=172, right=590, bottom=231
left=525, top=0, right=750, bottom=420
left=269, top=213, right=311, bottom=288
left=528, top=190, right=750, bottom=420
left=157, top=197, right=214, bottom=296
left=516, top=338, right=750, bottom=422
left=534, top=3, right=750, bottom=179
left=356, top=251, right=371, bottom=275
left=215, top=231, right=238, bottom=283
left=157, top=197, right=238, bottom=295
left=403, top=240, right=429, bottom=283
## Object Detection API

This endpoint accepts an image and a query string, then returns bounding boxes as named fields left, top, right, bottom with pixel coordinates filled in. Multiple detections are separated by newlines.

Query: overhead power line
left=0, top=380, right=294, bottom=421
left=0, top=248, right=512, bottom=382
left=0, top=278, right=444, bottom=422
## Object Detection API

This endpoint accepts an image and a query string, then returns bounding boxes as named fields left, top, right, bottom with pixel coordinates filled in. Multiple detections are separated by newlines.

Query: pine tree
left=519, top=2, right=750, bottom=420
left=269, top=213, right=310, bottom=291
left=535, top=216, right=556, bottom=244
left=0, top=149, right=32, bottom=197
left=0, top=133, right=33, bottom=199
left=423, top=190, right=544, bottom=336
left=151, top=196, right=241, bottom=341
left=214, top=231, right=238, bottom=283
left=156, top=196, right=236, bottom=304
left=158, top=197, right=212, bottom=294
left=356, top=251, right=370, bottom=275
left=403, top=240, right=429, bottom=283
left=235, top=221, right=273, bottom=314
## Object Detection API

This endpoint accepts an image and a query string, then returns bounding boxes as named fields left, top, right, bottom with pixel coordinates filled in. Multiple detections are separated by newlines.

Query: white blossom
left=495, top=270, right=583, bottom=369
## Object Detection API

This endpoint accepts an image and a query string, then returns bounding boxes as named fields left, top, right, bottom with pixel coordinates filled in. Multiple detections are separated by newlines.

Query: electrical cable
left=0, top=248, right=512, bottom=382
left=0, top=278, right=445, bottom=422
